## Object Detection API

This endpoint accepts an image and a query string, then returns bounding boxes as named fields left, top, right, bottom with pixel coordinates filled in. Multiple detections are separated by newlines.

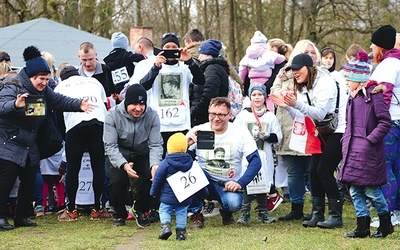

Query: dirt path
left=115, top=230, right=150, bottom=250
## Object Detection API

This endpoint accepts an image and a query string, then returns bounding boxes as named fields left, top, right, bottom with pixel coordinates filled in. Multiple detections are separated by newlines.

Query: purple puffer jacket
left=338, top=85, right=391, bottom=186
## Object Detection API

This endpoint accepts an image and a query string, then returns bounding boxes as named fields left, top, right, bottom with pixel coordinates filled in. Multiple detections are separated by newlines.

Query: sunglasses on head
left=162, top=33, right=179, bottom=39
left=0, top=56, right=10, bottom=62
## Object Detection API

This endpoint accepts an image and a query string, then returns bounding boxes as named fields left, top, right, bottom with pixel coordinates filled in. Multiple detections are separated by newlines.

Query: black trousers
left=0, top=158, right=37, bottom=219
left=310, top=133, right=343, bottom=199
left=65, top=124, right=105, bottom=211
left=106, top=154, right=151, bottom=219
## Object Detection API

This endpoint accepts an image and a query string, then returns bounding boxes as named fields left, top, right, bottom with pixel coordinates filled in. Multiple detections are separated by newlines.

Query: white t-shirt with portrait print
left=233, top=109, right=282, bottom=189
left=189, top=122, right=258, bottom=183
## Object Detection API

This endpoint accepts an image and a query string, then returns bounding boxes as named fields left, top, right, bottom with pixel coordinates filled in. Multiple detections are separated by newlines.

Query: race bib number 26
left=167, top=161, right=209, bottom=203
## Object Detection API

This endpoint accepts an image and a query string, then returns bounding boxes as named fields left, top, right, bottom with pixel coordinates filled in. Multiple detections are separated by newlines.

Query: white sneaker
left=370, top=213, right=399, bottom=227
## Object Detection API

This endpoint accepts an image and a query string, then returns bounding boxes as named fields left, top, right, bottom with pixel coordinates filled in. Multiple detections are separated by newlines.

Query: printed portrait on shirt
left=247, top=122, right=268, bottom=151
left=205, top=146, right=236, bottom=178
left=159, top=73, right=182, bottom=106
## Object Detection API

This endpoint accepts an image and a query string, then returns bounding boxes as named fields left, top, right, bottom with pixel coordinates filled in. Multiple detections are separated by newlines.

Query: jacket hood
left=382, top=48, right=400, bottom=61
left=104, top=49, right=144, bottom=69
left=246, top=43, right=268, bottom=59
left=166, top=153, right=193, bottom=172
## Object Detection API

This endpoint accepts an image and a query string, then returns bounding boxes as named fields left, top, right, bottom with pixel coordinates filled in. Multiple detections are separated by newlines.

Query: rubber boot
left=302, top=197, right=325, bottom=227
left=317, top=198, right=343, bottom=229
left=278, top=203, right=303, bottom=221
left=158, top=223, right=172, bottom=240
left=176, top=228, right=186, bottom=241
left=344, top=216, right=370, bottom=238
left=370, top=212, right=394, bottom=238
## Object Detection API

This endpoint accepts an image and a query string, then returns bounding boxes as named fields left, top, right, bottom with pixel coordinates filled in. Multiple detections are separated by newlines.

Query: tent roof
left=0, top=18, right=116, bottom=68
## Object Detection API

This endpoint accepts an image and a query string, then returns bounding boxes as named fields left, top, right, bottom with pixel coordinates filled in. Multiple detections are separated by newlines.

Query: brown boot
left=219, top=209, right=235, bottom=225
left=189, top=212, right=204, bottom=229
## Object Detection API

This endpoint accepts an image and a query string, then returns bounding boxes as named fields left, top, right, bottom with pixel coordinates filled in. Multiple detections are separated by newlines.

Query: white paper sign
left=246, top=150, right=270, bottom=195
left=76, top=152, right=95, bottom=205
left=167, top=161, right=209, bottom=203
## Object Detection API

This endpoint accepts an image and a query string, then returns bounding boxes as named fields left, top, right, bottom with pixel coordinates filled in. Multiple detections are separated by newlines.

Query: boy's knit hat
left=111, top=32, right=129, bottom=49
left=23, top=46, right=50, bottom=78
left=248, top=84, right=267, bottom=97
left=167, top=132, right=187, bottom=154
left=371, top=25, right=396, bottom=50
left=198, top=39, right=222, bottom=57
left=250, top=31, right=267, bottom=44
left=342, top=51, right=371, bottom=82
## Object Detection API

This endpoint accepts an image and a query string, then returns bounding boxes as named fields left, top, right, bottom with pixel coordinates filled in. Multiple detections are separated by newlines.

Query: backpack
left=227, top=76, right=243, bottom=119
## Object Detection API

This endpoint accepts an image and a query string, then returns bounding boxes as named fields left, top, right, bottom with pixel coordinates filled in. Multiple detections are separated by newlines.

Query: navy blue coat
left=150, top=153, right=208, bottom=206
left=0, top=69, right=82, bottom=167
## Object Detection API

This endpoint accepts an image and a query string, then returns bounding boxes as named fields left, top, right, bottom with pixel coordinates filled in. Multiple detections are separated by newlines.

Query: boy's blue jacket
left=150, top=152, right=209, bottom=206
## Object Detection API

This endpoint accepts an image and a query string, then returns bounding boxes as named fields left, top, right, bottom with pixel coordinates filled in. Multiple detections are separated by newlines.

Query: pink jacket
left=239, top=43, right=285, bottom=84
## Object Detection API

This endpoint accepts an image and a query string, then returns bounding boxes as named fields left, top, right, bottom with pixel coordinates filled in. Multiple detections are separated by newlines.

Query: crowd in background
left=0, top=24, right=400, bottom=241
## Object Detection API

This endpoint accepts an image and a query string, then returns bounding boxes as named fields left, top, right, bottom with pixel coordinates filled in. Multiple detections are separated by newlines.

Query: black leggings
left=310, top=133, right=343, bottom=199
left=0, top=159, right=37, bottom=219
left=65, top=124, right=105, bottom=211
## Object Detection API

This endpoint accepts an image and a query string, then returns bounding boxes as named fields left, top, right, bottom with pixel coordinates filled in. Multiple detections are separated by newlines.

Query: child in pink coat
left=239, top=31, right=286, bottom=111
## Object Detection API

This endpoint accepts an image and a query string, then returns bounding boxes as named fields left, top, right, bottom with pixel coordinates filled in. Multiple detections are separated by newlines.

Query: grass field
left=2, top=197, right=399, bottom=250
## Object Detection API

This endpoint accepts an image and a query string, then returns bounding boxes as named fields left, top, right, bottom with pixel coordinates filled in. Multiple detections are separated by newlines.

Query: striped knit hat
left=342, top=51, right=371, bottom=82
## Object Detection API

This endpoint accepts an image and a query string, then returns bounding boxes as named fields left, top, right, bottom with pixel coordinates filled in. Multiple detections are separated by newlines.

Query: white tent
left=0, top=18, right=117, bottom=68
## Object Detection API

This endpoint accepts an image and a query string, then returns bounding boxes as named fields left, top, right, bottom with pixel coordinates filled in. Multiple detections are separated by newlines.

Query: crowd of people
left=0, top=25, right=399, bottom=241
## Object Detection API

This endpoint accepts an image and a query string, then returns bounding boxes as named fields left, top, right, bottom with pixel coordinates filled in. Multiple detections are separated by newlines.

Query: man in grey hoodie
left=103, top=84, right=163, bottom=227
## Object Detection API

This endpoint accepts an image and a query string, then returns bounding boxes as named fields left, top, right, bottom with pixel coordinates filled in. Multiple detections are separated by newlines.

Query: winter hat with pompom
left=342, top=51, right=371, bottom=83
left=250, top=31, right=268, bottom=44
left=23, top=46, right=50, bottom=77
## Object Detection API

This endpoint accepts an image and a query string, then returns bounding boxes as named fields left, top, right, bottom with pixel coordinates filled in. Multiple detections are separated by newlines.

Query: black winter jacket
left=103, top=49, right=145, bottom=93
left=190, top=57, right=229, bottom=126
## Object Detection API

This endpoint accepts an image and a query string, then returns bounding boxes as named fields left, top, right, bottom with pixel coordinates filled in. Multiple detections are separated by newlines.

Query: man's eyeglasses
left=162, top=33, right=179, bottom=39
left=0, top=56, right=10, bottom=62
left=208, top=112, right=229, bottom=119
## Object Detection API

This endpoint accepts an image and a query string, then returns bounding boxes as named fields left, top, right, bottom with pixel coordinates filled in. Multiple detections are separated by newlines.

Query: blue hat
left=111, top=32, right=129, bottom=49
left=23, top=46, right=50, bottom=78
left=286, top=53, right=313, bottom=71
left=249, top=84, right=267, bottom=97
left=198, top=39, right=222, bottom=57
left=342, top=51, right=371, bottom=82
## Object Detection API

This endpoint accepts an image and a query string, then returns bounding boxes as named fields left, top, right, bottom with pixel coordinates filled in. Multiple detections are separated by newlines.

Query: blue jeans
left=350, top=185, right=389, bottom=217
left=188, top=170, right=243, bottom=214
left=283, top=155, right=311, bottom=204
left=159, top=202, right=189, bottom=229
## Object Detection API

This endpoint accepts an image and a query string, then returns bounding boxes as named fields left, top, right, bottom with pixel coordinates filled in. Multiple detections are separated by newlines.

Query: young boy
left=150, top=133, right=208, bottom=240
